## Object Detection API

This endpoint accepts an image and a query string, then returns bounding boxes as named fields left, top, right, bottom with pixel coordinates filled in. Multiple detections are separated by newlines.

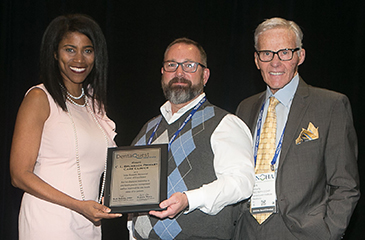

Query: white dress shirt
left=160, top=93, right=255, bottom=214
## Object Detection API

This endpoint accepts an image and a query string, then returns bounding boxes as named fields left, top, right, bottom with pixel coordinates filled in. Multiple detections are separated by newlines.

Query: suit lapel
left=249, top=93, right=266, bottom=131
left=277, top=78, right=310, bottom=170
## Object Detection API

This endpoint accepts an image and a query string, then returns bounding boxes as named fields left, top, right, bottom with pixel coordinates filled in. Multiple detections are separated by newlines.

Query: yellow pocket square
left=295, top=122, right=319, bottom=145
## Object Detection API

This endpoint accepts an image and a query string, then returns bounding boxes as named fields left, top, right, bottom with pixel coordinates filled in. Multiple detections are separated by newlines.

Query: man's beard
left=161, top=76, right=204, bottom=104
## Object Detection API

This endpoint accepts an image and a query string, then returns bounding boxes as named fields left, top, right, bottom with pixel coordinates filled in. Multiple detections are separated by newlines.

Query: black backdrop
left=1, top=1, right=364, bottom=239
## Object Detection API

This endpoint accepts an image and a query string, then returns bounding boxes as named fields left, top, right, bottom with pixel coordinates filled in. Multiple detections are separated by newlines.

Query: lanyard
left=147, top=96, right=207, bottom=151
left=254, top=100, right=286, bottom=168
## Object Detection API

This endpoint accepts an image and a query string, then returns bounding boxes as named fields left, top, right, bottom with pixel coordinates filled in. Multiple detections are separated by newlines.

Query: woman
left=10, top=14, right=121, bottom=240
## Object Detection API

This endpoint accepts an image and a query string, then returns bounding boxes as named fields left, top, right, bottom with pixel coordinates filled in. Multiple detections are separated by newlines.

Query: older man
left=128, top=37, right=255, bottom=239
left=234, top=17, right=360, bottom=240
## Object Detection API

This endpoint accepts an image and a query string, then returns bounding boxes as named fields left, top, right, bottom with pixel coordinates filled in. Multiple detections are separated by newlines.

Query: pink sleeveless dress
left=18, top=84, right=117, bottom=240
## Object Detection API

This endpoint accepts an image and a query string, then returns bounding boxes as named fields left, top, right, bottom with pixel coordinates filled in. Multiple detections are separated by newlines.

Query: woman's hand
left=75, top=200, right=122, bottom=226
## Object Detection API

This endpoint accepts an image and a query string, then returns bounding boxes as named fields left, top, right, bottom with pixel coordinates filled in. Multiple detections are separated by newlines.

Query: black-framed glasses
left=162, top=61, right=206, bottom=73
left=256, top=48, right=300, bottom=62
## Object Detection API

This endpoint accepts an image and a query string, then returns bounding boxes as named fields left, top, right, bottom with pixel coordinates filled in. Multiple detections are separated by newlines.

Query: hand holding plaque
left=149, top=192, right=189, bottom=219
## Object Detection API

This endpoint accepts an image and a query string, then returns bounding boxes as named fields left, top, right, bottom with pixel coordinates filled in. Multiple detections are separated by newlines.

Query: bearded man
left=127, top=37, right=255, bottom=240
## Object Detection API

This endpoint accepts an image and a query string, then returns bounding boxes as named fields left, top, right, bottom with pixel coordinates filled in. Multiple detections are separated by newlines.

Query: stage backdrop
left=1, top=0, right=364, bottom=239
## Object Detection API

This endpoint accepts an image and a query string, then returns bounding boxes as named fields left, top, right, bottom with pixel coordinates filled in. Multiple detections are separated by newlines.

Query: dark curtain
left=1, top=0, right=364, bottom=239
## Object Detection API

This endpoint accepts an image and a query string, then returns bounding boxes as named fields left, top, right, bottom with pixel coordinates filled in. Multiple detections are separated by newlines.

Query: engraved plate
left=104, top=144, right=167, bottom=213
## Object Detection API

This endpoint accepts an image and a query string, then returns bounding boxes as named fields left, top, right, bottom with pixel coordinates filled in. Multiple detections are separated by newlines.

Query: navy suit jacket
left=235, top=78, right=360, bottom=240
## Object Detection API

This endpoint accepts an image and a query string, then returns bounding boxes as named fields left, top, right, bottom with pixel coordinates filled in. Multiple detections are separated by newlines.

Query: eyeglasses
left=256, top=48, right=300, bottom=62
left=162, top=61, right=206, bottom=73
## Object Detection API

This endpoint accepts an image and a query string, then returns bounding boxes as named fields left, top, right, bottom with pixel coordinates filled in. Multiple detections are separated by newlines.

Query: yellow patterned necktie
left=253, top=96, right=279, bottom=224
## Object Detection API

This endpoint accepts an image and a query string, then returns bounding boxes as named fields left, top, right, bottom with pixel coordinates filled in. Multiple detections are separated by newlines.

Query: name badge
left=250, top=172, right=276, bottom=214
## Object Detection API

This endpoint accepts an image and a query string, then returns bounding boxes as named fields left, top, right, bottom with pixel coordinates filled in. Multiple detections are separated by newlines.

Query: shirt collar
left=265, top=74, right=299, bottom=107
left=160, top=93, right=206, bottom=124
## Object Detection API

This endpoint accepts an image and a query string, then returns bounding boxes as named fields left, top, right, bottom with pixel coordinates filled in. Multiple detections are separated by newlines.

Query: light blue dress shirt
left=254, top=74, right=300, bottom=169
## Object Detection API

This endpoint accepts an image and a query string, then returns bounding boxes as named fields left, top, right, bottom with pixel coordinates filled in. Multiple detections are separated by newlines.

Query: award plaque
left=104, top=144, right=168, bottom=213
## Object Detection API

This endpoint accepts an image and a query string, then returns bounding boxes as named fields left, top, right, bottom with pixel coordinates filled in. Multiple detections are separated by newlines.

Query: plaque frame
left=104, top=144, right=168, bottom=213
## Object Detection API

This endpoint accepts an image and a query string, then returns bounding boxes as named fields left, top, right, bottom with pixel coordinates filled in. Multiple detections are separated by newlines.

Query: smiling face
left=255, top=28, right=305, bottom=94
left=161, top=43, right=210, bottom=106
left=55, top=31, right=95, bottom=88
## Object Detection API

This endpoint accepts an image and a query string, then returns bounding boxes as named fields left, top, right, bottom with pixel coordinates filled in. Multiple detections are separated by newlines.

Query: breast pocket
left=293, top=137, right=322, bottom=162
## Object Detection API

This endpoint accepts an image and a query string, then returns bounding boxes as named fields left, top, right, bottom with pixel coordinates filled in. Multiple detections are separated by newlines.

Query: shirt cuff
left=183, top=189, right=202, bottom=213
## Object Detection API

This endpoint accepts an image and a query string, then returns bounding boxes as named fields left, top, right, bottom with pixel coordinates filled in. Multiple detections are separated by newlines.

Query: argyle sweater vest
left=131, top=100, right=240, bottom=240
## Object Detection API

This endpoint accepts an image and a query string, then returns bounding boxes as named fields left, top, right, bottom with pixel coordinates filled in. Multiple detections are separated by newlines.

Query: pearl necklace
left=66, top=96, right=109, bottom=202
left=66, top=95, right=87, bottom=107
left=60, top=84, right=85, bottom=100
left=67, top=87, right=85, bottom=100
left=60, top=84, right=86, bottom=107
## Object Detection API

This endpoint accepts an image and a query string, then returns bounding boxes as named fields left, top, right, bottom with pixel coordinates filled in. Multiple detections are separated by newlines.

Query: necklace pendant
left=271, top=164, right=275, bottom=171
